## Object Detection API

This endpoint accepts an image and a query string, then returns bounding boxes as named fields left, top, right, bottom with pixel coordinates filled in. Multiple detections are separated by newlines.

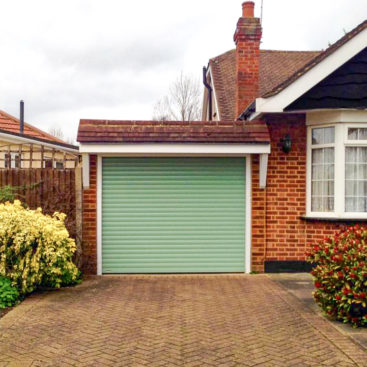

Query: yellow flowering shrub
left=0, top=200, right=80, bottom=295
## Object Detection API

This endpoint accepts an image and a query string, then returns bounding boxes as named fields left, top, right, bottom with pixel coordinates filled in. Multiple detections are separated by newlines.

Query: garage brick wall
left=82, top=154, right=97, bottom=274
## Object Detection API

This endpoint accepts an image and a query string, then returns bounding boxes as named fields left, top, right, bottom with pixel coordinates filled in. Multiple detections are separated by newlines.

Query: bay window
left=307, top=124, right=367, bottom=218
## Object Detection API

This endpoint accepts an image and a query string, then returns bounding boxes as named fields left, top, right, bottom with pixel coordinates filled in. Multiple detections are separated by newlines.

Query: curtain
left=311, top=147, right=335, bottom=212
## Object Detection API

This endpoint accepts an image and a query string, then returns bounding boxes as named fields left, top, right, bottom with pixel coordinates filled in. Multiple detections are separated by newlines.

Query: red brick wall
left=82, top=154, right=97, bottom=274
left=251, top=115, right=354, bottom=272
left=251, top=154, right=266, bottom=271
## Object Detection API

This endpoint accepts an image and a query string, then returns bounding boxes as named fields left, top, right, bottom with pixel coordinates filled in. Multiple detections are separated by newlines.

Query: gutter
left=0, top=130, right=79, bottom=154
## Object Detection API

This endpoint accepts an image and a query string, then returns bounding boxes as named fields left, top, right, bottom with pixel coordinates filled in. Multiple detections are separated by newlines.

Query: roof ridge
left=260, top=49, right=321, bottom=53
left=209, top=48, right=321, bottom=61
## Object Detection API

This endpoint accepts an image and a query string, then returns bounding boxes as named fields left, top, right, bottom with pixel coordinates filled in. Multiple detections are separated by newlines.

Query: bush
left=0, top=200, right=80, bottom=295
left=0, top=276, right=19, bottom=308
left=306, top=225, right=367, bottom=327
left=0, top=186, right=16, bottom=203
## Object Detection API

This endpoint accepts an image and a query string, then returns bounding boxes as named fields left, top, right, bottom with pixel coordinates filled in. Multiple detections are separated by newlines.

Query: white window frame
left=307, top=122, right=367, bottom=219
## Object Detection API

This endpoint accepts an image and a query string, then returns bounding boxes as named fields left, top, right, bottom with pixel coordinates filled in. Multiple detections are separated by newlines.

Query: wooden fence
left=0, top=168, right=83, bottom=262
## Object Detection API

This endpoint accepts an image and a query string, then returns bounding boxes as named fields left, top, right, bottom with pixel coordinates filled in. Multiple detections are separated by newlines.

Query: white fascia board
left=253, top=26, right=367, bottom=116
left=208, top=64, right=221, bottom=120
left=79, top=143, right=271, bottom=155
left=0, top=132, right=79, bottom=154
left=306, top=109, right=367, bottom=125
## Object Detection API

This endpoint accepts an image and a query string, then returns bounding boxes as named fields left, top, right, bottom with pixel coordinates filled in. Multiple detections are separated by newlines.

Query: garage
left=102, top=157, right=247, bottom=273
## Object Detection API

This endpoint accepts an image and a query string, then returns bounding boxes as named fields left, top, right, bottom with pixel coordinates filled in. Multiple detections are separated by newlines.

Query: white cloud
left=0, top=0, right=365, bottom=141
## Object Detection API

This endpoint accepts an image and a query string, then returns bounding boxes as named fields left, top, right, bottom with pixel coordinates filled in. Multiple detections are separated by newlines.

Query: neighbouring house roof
left=77, top=120, right=270, bottom=144
left=209, top=49, right=321, bottom=120
left=0, top=110, right=66, bottom=144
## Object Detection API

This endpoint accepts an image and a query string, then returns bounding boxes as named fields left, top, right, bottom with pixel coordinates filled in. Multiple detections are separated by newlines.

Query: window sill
left=300, top=215, right=367, bottom=223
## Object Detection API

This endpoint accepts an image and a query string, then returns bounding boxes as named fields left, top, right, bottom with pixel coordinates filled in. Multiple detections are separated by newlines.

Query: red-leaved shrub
left=306, top=225, right=367, bottom=327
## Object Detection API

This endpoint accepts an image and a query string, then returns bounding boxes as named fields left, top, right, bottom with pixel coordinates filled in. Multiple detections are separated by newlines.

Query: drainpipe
left=20, top=100, right=24, bottom=134
left=203, top=66, right=213, bottom=121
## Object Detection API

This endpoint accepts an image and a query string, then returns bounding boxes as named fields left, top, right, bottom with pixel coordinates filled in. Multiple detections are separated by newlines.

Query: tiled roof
left=210, top=49, right=321, bottom=120
left=0, top=110, right=65, bottom=144
left=77, top=119, right=270, bottom=144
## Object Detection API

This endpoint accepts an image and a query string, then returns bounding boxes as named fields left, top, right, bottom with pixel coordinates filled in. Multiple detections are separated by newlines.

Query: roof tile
left=77, top=120, right=270, bottom=144
left=209, top=49, right=321, bottom=120
left=0, top=110, right=66, bottom=143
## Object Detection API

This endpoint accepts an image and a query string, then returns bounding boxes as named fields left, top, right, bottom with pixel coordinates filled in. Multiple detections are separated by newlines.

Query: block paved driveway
left=0, top=275, right=366, bottom=367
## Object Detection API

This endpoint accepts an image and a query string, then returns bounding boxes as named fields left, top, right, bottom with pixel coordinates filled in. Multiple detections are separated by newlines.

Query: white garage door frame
left=95, top=153, right=253, bottom=275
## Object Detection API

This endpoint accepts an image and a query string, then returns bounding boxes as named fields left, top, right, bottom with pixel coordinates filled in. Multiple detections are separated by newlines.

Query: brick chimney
left=234, top=1, right=262, bottom=118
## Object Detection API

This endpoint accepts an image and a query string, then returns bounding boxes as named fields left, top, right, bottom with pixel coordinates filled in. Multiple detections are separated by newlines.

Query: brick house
left=78, top=2, right=367, bottom=274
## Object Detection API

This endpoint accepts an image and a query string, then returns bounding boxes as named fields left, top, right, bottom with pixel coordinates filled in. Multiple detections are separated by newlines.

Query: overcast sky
left=0, top=0, right=366, bottom=142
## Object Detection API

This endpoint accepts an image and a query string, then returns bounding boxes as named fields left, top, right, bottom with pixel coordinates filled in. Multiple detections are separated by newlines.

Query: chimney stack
left=234, top=1, right=262, bottom=118
left=20, top=100, right=24, bottom=134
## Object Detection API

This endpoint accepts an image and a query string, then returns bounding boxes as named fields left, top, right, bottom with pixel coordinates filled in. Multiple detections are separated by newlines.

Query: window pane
left=324, top=127, right=335, bottom=144
left=312, top=129, right=323, bottom=145
left=358, top=181, right=367, bottom=196
left=346, top=147, right=357, bottom=163
left=324, top=148, right=334, bottom=163
left=346, top=164, right=357, bottom=179
left=359, top=164, right=367, bottom=179
left=312, top=127, right=335, bottom=145
left=345, top=146, right=367, bottom=212
left=56, top=162, right=64, bottom=169
left=348, top=128, right=367, bottom=141
left=327, top=197, right=335, bottom=211
left=312, top=148, right=323, bottom=163
left=14, top=154, right=20, bottom=169
left=348, top=128, right=358, bottom=140
left=346, top=181, right=358, bottom=196
left=360, top=128, right=367, bottom=140
left=346, top=197, right=367, bottom=212
left=359, top=148, right=367, bottom=162
left=311, top=147, right=335, bottom=212
left=325, top=164, right=334, bottom=180
left=312, top=164, right=324, bottom=180
left=327, top=181, right=335, bottom=196
left=345, top=198, right=356, bottom=212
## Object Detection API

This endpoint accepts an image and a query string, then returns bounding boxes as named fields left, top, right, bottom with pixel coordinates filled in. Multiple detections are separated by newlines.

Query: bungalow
left=0, top=107, right=79, bottom=169
left=78, top=2, right=367, bottom=274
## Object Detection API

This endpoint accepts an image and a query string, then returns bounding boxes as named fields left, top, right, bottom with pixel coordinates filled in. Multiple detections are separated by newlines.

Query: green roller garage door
left=102, top=157, right=246, bottom=273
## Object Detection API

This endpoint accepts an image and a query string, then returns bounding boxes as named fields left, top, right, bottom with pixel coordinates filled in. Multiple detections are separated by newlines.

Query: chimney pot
left=242, top=1, right=255, bottom=17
